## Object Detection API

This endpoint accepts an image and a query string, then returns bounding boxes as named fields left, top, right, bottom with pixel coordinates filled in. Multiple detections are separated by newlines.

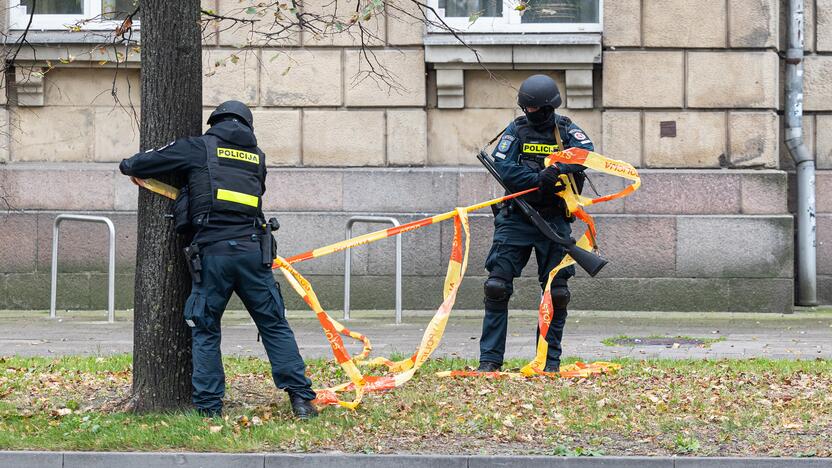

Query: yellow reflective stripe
left=217, top=147, right=260, bottom=164
left=216, top=188, right=259, bottom=207
left=522, top=143, right=558, bottom=154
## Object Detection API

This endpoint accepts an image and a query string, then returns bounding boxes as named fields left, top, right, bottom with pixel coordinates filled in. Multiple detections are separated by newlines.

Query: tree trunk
left=131, top=0, right=202, bottom=412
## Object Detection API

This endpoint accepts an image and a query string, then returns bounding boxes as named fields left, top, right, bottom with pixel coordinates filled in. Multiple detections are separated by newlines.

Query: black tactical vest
left=188, top=135, right=266, bottom=226
left=514, top=115, right=572, bottom=171
left=513, top=115, right=569, bottom=209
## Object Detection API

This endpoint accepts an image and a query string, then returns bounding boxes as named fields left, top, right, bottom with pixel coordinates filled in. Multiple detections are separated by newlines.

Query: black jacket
left=119, top=120, right=267, bottom=244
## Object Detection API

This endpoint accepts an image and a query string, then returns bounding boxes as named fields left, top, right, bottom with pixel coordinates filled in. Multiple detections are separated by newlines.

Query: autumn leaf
left=115, top=17, right=133, bottom=37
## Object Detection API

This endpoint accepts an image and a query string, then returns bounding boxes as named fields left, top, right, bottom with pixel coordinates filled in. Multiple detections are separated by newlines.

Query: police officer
left=119, top=101, right=318, bottom=419
left=478, top=75, right=594, bottom=373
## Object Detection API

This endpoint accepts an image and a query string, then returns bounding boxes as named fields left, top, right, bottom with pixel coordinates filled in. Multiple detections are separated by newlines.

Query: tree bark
left=131, top=0, right=202, bottom=412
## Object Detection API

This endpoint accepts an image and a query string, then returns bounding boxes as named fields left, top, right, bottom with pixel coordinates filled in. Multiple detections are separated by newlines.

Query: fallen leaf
left=209, top=425, right=223, bottom=433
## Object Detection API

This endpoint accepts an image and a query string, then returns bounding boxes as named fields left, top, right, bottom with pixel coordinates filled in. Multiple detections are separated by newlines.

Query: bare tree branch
left=109, top=6, right=142, bottom=129
left=0, top=0, right=513, bottom=173
left=204, top=0, right=516, bottom=94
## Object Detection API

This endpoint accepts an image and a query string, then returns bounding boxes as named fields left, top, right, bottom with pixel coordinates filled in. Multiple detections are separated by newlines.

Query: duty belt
left=198, top=235, right=261, bottom=255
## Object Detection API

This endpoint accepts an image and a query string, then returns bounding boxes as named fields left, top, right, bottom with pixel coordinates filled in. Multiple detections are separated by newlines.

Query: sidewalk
left=2, top=309, right=831, bottom=360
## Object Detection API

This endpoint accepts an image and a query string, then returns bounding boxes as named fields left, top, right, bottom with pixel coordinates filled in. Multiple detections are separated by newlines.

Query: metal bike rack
left=50, top=214, right=116, bottom=323
left=344, top=216, right=402, bottom=324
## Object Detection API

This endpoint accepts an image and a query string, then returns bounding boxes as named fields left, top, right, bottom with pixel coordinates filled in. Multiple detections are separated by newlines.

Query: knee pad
left=551, top=286, right=570, bottom=310
left=484, top=276, right=512, bottom=307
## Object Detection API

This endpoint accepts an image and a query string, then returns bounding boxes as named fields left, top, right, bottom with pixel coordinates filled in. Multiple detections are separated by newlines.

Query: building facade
left=0, top=0, right=829, bottom=313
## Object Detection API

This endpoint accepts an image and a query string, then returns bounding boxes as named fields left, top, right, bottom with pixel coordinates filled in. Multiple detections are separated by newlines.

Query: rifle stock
left=477, top=150, right=608, bottom=277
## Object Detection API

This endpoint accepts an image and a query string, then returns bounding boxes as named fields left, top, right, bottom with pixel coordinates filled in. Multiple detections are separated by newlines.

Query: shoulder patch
left=497, top=134, right=516, bottom=153
left=568, top=126, right=591, bottom=142
left=494, top=152, right=507, bottom=160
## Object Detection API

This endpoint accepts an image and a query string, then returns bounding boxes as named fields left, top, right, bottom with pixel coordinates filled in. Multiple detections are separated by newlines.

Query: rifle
left=477, top=150, right=608, bottom=277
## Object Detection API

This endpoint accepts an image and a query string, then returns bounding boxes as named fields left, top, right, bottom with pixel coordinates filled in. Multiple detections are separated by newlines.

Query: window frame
left=9, top=0, right=138, bottom=31
left=427, top=0, right=603, bottom=33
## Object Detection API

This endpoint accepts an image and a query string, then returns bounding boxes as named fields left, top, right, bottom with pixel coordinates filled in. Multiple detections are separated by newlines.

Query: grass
left=1, top=355, right=831, bottom=456
left=601, top=335, right=727, bottom=347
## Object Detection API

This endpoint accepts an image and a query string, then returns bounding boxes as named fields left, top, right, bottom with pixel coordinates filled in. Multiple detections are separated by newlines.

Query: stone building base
left=0, top=164, right=812, bottom=313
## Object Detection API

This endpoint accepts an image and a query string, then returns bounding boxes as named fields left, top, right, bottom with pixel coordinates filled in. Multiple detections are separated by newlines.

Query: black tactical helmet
left=517, top=74, right=562, bottom=109
left=207, top=100, right=254, bottom=129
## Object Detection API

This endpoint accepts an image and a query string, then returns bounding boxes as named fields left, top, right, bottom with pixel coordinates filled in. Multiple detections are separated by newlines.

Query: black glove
left=538, top=165, right=565, bottom=195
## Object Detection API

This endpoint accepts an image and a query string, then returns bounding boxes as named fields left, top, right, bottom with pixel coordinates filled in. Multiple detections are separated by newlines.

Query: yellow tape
left=131, top=145, right=641, bottom=408
left=496, top=147, right=641, bottom=379
left=130, top=177, right=179, bottom=200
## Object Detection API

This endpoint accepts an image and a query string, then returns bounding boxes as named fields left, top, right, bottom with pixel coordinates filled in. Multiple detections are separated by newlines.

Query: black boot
left=544, top=362, right=560, bottom=373
left=477, top=361, right=502, bottom=372
left=290, top=394, right=318, bottom=420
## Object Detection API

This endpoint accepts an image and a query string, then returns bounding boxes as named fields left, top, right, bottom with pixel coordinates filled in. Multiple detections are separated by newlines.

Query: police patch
left=522, top=143, right=558, bottom=154
left=573, top=132, right=587, bottom=140
left=217, top=147, right=260, bottom=164
left=497, top=134, right=515, bottom=153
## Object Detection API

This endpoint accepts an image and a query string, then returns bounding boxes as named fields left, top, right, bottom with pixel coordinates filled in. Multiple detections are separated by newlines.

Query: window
left=431, top=0, right=601, bottom=33
left=10, top=0, right=139, bottom=30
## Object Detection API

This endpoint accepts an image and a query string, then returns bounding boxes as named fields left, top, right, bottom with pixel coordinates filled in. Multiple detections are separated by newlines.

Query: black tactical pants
left=479, top=209, right=574, bottom=369
left=184, top=237, right=316, bottom=413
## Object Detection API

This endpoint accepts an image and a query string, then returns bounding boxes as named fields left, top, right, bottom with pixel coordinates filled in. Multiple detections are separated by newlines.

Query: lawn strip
left=0, top=355, right=830, bottom=456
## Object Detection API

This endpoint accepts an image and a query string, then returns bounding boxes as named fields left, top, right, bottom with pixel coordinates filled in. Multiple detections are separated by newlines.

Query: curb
left=1, top=452, right=830, bottom=468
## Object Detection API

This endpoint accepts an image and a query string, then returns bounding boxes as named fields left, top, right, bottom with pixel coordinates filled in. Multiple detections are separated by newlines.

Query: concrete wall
left=0, top=165, right=794, bottom=312
left=2, top=0, right=828, bottom=312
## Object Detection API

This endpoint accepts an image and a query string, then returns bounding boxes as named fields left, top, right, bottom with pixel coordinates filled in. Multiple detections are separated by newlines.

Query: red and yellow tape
left=439, top=148, right=638, bottom=380
left=131, top=146, right=640, bottom=407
